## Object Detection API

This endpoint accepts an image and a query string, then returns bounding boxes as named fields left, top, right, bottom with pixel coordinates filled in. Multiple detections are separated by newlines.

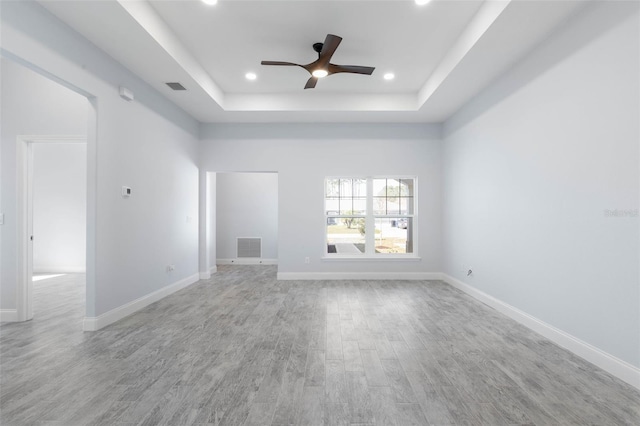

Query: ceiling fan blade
left=318, top=34, right=342, bottom=65
left=261, top=61, right=301, bottom=66
left=329, top=65, right=375, bottom=75
left=304, top=76, right=318, bottom=89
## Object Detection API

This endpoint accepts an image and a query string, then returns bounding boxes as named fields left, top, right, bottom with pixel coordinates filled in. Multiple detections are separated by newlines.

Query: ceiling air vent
left=237, top=238, right=261, bottom=258
left=165, top=82, right=186, bottom=91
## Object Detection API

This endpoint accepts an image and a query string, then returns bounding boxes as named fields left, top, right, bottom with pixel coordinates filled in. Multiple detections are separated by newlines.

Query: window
left=325, top=178, right=367, bottom=254
left=325, top=177, right=416, bottom=256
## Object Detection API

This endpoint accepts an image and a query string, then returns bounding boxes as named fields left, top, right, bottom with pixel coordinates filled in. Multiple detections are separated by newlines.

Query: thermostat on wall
left=122, top=186, right=132, bottom=198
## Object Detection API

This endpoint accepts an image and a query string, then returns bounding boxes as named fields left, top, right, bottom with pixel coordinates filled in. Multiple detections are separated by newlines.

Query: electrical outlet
left=305, top=257, right=310, bottom=264
left=166, top=264, right=175, bottom=273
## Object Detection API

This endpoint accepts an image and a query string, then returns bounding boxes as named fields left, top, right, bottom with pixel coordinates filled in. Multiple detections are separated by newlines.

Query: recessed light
left=415, top=0, right=431, bottom=5
left=245, top=72, right=257, bottom=81
left=202, top=0, right=218, bottom=5
left=312, top=69, right=329, bottom=78
left=383, top=73, right=395, bottom=80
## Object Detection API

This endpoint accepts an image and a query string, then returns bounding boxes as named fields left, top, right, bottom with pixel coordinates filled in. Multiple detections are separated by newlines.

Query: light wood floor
left=1, top=266, right=639, bottom=425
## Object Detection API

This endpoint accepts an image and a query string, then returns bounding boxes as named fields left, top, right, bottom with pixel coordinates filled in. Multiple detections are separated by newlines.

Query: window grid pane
left=326, top=177, right=415, bottom=255
left=374, top=217, right=413, bottom=254
left=327, top=217, right=366, bottom=254
left=326, top=179, right=340, bottom=197
left=326, top=178, right=368, bottom=216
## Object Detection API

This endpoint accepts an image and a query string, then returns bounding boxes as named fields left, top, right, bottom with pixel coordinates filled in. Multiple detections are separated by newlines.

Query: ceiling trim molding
left=35, top=0, right=584, bottom=122
left=115, top=0, right=505, bottom=115
left=417, top=0, right=511, bottom=108
left=200, top=122, right=442, bottom=140
left=117, top=0, right=225, bottom=107
left=224, top=93, right=418, bottom=112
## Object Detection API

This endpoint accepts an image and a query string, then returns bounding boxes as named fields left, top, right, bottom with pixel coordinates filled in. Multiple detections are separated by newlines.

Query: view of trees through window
left=325, top=178, right=367, bottom=253
left=325, top=177, right=415, bottom=255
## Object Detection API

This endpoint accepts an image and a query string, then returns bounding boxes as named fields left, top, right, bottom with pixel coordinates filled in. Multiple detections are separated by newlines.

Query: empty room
left=0, top=0, right=638, bottom=425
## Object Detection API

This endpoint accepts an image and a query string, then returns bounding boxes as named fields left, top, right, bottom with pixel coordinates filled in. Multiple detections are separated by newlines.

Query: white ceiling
left=40, top=0, right=587, bottom=123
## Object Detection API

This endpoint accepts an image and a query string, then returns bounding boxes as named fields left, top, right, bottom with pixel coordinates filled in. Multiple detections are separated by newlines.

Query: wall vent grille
left=237, top=238, right=261, bottom=258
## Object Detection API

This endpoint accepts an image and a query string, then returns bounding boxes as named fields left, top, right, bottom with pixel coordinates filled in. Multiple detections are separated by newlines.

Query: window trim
left=324, top=176, right=418, bottom=258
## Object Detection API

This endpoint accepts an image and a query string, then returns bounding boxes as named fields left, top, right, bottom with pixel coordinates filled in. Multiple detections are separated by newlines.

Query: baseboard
left=0, top=309, right=18, bottom=322
left=277, top=272, right=443, bottom=281
left=199, top=265, right=218, bottom=279
left=34, top=266, right=86, bottom=273
left=83, top=273, right=199, bottom=331
left=441, top=274, right=640, bottom=391
left=217, top=258, right=278, bottom=265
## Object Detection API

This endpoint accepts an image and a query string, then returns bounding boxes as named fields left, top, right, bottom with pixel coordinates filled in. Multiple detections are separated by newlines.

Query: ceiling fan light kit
left=312, top=69, right=328, bottom=78
left=261, top=34, right=375, bottom=89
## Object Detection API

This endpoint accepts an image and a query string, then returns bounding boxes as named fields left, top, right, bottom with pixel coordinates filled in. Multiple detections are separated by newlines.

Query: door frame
left=16, top=135, right=87, bottom=321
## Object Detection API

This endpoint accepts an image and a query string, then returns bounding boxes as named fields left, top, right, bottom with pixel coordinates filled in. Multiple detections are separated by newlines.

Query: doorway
left=3, top=56, right=96, bottom=326
left=17, top=137, right=87, bottom=321
left=211, top=172, right=279, bottom=266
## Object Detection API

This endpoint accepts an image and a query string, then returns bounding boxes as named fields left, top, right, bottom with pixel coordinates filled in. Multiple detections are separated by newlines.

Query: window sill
left=321, top=256, right=421, bottom=262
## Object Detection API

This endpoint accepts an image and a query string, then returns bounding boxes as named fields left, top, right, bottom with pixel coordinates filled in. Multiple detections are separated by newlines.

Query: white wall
left=1, top=1, right=200, bottom=318
left=0, top=58, right=88, bottom=310
left=201, top=123, right=442, bottom=277
left=442, top=1, right=639, bottom=368
left=216, top=172, right=278, bottom=262
left=33, top=142, right=87, bottom=273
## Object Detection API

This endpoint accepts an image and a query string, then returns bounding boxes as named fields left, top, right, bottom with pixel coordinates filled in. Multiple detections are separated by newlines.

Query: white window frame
left=324, top=176, right=418, bottom=259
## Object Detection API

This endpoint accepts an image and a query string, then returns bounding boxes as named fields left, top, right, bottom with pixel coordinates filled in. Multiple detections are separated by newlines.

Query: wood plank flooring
left=1, top=266, right=639, bottom=425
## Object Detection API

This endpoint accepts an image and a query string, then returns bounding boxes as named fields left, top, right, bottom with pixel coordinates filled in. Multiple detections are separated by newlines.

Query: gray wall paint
left=1, top=1, right=200, bottom=316
left=0, top=58, right=88, bottom=310
left=216, top=173, right=278, bottom=261
left=200, top=123, right=442, bottom=274
left=33, top=143, right=87, bottom=273
left=442, top=1, right=640, bottom=367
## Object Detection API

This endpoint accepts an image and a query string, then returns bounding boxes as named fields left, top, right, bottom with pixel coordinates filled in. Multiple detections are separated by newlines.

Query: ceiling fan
left=261, top=34, right=375, bottom=89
